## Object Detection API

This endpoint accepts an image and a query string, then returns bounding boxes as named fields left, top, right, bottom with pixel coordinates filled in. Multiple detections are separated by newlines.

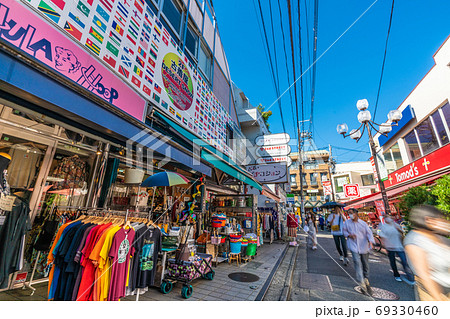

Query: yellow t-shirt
left=97, top=226, right=121, bottom=301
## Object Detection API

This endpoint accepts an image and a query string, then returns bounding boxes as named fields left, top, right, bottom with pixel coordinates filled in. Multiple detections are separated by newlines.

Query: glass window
left=320, top=172, right=328, bottom=182
left=302, top=173, right=307, bottom=186
left=441, top=102, right=450, bottom=130
left=198, top=43, right=212, bottom=80
left=334, top=175, right=349, bottom=193
left=310, top=173, right=318, bottom=186
left=361, top=174, right=375, bottom=186
left=383, top=148, right=395, bottom=173
left=390, top=142, right=404, bottom=170
left=304, top=163, right=318, bottom=170
left=144, top=0, right=158, bottom=15
left=431, top=110, right=449, bottom=146
left=290, top=174, right=297, bottom=186
left=416, top=118, right=439, bottom=155
left=185, top=23, right=199, bottom=57
left=404, top=130, right=422, bottom=161
left=162, top=0, right=183, bottom=34
left=226, top=125, right=233, bottom=148
left=310, top=195, right=317, bottom=202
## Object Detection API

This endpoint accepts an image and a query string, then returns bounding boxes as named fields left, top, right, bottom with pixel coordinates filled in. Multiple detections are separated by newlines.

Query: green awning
left=201, top=150, right=262, bottom=190
left=156, top=111, right=262, bottom=191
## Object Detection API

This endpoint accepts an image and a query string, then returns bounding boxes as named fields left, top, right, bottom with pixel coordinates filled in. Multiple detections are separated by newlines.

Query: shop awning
left=345, top=170, right=449, bottom=209
left=156, top=111, right=262, bottom=190
left=201, top=149, right=262, bottom=190
left=261, top=185, right=280, bottom=202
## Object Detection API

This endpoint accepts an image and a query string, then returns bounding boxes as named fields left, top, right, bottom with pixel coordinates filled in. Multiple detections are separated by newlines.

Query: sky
left=213, top=0, right=450, bottom=163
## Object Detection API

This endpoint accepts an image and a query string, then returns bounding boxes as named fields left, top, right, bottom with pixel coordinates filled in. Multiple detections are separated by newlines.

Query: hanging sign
left=374, top=200, right=385, bottom=216
left=256, top=144, right=291, bottom=157
left=256, top=156, right=292, bottom=166
left=323, top=181, right=332, bottom=196
left=255, top=133, right=290, bottom=146
left=246, top=163, right=288, bottom=184
left=343, top=184, right=360, bottom=198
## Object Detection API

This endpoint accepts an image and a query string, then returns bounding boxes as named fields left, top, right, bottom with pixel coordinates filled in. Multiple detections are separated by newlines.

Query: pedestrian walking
left=327, top=207, right=349, bottom=265
left=343, top=208, right=375, bottom=295
left=378, top=215, right=415, bottom=284
left=318, top=214, right=325, bottom=231
left=305, top=212, right=318, bottom=250
left=404, top=205, right=450, bottom=301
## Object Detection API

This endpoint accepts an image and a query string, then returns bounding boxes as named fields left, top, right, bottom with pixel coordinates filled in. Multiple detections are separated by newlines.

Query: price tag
left=0, top=194, right=15, bottom=211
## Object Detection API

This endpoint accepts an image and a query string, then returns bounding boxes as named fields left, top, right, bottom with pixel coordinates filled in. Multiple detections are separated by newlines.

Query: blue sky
left=213, top=0, right=450, bottom=163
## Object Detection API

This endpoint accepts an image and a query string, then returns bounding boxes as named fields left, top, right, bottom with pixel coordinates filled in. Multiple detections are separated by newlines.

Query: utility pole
left=328, top=144, right=336, bottom=201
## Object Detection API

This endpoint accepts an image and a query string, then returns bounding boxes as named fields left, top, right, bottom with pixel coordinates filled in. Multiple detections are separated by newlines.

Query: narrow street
left=265, top=230, right=415, bottom=301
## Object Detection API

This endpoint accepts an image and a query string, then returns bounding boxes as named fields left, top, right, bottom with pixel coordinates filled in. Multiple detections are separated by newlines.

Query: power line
left=297, top=0, right=305, bottom=136
left=309, top=0, right=319, bottom=135
left=255, top=0, right=287, bottom=133
left=277, top=0, right=297, bottom=134
left=373, top=0, right=395, bottom=121
left=287, top=0, right=300, bottom=139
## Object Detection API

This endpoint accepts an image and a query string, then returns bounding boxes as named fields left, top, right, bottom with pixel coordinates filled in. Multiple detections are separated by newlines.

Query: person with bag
left=404, top=205, right=450, bottom=301
left=327, top=207, right=349, bottom=265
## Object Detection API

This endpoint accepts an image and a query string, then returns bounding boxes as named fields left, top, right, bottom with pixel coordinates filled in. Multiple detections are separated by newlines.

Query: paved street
left=265, top=230, right=415, bottom=301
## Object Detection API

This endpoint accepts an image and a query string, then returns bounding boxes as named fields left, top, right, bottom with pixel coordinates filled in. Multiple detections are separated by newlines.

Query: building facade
left=346, top=35, right=450, bottom=212
left=289, top=150, right=332, bottom=210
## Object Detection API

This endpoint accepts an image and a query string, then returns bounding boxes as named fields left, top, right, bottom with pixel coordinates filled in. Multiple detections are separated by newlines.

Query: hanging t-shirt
left=98, top=225, right=121, bottom=301
left=8, top=145, right=42, bottom=188
left=108, top=227, right=135, bottom=301
left=136, top=227, right=161, bottom=288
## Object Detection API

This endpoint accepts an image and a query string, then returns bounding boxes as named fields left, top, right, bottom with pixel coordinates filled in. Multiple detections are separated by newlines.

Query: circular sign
left=161, top=52, right=194, bottom=111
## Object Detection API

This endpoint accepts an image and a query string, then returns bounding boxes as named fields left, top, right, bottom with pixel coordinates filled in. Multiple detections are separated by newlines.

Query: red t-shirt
left=108, top=227, right=135, bottom=301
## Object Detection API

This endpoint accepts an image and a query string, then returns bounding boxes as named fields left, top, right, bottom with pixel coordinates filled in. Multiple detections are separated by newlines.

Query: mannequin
left=0, top=152, right=11, bottom=196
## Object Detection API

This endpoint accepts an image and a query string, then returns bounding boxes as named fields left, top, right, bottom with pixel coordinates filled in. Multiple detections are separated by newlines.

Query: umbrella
left=320, top=201, right=346, bottom=208
left=141, top=172, right=190, bottom=218
left=141, top=171, right=189, bottom=187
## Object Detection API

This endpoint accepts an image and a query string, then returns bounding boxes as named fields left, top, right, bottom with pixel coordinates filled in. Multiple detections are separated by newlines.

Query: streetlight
left=336, top=99, right=402, bottom=217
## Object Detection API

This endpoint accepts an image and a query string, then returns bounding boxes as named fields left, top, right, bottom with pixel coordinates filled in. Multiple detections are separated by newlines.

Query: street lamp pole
left=365, top=122, right=392, bottom=216
left=337, top=99, right=402, bottom=217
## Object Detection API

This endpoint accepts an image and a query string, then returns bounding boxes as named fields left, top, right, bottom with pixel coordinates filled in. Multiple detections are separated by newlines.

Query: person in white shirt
left=327, top=207, right=349, bottom=265
left=343, top=208, right=375, bottom=295
left=378, top=215, right=415, bottom=284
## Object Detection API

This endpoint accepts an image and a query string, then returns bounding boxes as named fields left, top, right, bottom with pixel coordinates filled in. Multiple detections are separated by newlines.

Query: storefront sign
left=344, top=184, right=360, bottom=198
left=255, top=133, right=290, bottom=146
left=374, top=200, right=385, bottom=216
left=1, top=0, right=147, bottom=121
left=307, top=189, right=319, bottom=193
left=323, top=181, right=332, bottom=196
left=246, top=163, right=288, bottom=184
left=256, top=156, right=292, bottom=166
left=13, top=272, right=27, bottom=285
left=21, top=0, right=235, bottom=157
left=256, top=144, right=291, bottom=157
left=384, top=143, right=450, bottom=188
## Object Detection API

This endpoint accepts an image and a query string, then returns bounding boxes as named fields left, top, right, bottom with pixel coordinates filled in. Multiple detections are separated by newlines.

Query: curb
left=254, top=243, right=289, bottom=301
left=279, top=244, right=299, bottom=301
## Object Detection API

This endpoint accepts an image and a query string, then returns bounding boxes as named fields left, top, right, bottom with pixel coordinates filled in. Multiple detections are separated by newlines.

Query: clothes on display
left=52, top=155, right=88, bottom=190
left=46, top=213, right=162, bottom=301
left=7, top=144, right=43, bottom=189
left=0, top=198, right=31, bottom=289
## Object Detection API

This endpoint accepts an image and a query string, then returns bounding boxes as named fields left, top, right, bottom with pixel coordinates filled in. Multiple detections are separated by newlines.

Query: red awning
left=261, top=185, right=281, bottom=203
left=345, top=170, right=449, bottom=209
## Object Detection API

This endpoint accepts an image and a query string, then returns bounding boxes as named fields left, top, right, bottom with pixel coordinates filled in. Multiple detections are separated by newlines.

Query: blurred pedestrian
left=327, top=207, right=349, bottom=265
left=306, top=212, right=318, bottom=250
left=343, top=208, right=375, bottom=295
left=378, top=215, right=415, bottom=284
left=404, top=205, right=450, bottom=301
left=318, top=215, right=325, bottom=231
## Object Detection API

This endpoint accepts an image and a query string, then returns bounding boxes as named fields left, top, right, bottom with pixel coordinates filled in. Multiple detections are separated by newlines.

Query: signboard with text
left=21, top=0, right=235, bottom=157
left=323, top=181, right=332, bottom=196
left=344, top=184, right=360, bottom=198
left=384, top=143, right=450, bottom=188
left=255, top=133, right=290, bottom=146
left=256, top=156, right=292, bottom=166
left=256, top=144, right=291, bottom=157
left=246, top=163, right=288, bottom=184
